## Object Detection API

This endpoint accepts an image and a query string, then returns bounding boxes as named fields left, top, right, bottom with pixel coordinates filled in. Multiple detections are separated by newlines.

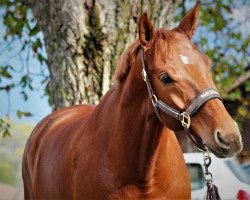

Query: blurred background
left=0, top=0, right=249, bottom=199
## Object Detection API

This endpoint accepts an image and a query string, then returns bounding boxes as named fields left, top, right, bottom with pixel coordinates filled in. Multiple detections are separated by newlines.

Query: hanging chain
left=203, top=147, right=213, bottom=198
left=202, top=146, right=221, bottom=200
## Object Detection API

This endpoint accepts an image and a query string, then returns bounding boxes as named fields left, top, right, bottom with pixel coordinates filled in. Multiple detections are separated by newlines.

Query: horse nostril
left=215, top=131, right=230, bottom=150
left=217, top=131, right=224, bottom=143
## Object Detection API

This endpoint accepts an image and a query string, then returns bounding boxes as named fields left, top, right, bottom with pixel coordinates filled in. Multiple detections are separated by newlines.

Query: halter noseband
left=141, top=51, right=222, bottom=149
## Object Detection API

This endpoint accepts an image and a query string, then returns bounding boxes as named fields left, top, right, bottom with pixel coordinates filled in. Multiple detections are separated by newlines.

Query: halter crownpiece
left=141, top=51, right=222, bottom=149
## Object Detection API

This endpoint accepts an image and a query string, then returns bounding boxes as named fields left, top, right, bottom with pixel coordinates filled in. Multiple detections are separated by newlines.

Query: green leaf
left=2, top=129, right=11, bottom=138
left=228, top=90, right=241, bottom=101
left=237, top=106, right=248, bottom=118
left=0, top=65, right=12, bottom=78
left=28, top=84, right=33, bottom=90
left=21, top=91, right=28, bottom=101
left=17, top=110, right=32, bottom=118
left=20, top=75, right=28, bottom=87
left=245, top=81, right=250, bottom=92
left=37, top=53, right=46, bottom=64
left=0, top=118, right=11, bottom=138
left=41, top=78, right=48, bottom=84
left=29, top=23, right=40, bottom=36
left=32, top=38, right=42, bottom=52
left=17, top=110, right=22, bottom=118
left=23, top=112, right=32, bottom=117
left=20, top=75, right=32, bottom=88
left=0, top=83, right=15, bottom=91
left=0, top=0, right=9, bottom=5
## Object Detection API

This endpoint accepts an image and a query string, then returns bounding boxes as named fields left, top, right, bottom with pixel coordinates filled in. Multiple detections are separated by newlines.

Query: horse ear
left=177, top=1, right=200, bottom=39
left=138, top=13, right=156, bottom=51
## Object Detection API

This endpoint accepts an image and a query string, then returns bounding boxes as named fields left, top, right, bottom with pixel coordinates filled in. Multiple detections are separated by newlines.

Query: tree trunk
left=25, top=0, right=180, bottom=110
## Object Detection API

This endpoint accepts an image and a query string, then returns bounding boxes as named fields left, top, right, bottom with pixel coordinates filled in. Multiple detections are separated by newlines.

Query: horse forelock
left=115, top=39, right=141, bottom=82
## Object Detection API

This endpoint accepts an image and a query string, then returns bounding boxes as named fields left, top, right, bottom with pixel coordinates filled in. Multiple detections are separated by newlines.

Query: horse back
left=22, top=105, right=95, bottom=199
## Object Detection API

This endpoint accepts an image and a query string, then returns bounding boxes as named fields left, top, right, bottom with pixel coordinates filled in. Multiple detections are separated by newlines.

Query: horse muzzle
left=208, top=123, right=243, bottom=158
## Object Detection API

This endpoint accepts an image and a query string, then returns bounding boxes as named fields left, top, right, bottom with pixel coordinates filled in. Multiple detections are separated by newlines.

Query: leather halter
left=141, top=51, right=222, bottom=149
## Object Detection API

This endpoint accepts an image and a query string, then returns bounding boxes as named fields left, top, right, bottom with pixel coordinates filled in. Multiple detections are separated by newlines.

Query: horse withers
left=22, top=2, right=242, bottom=199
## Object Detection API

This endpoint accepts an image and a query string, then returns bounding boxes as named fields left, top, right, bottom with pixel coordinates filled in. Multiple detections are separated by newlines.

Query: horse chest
left=108, top=181, right=190, bottom=200
left=72, top=160, right=190, bottom=200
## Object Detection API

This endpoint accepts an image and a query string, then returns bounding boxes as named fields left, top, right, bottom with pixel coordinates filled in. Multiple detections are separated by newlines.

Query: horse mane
left=115, top=39, right=141, bottom=82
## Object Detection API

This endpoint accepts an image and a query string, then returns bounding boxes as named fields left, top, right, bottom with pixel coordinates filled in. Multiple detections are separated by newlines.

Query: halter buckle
left=180, top=112, right=191, bottom=129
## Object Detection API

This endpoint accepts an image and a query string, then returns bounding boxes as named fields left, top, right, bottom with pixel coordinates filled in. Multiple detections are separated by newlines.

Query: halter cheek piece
left=141, top=51, right=222, bottom=149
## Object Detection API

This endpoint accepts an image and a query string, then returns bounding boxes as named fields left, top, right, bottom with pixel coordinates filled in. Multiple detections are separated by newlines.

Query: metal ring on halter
left=152, top=94, right=158, bottom=105
left=142, top=69, right=147, bottom=82
left=201, top=146, right=210, bottom=155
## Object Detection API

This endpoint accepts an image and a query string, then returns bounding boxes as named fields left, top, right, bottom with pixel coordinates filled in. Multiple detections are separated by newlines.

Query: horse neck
left=106, top=56, right=170, bottom=182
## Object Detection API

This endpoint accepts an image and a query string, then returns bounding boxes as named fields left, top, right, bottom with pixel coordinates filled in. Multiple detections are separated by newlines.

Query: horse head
left=137, top=2, right=242, bottom=158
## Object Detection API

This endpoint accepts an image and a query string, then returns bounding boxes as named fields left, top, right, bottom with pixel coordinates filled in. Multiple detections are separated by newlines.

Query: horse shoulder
left=22, top=105, right=95, bottom=199
left=26, top=104, right=95, bottom=155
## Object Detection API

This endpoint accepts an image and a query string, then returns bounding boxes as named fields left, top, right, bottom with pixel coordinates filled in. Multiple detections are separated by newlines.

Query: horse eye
left=160, top=74, right=174, bottom=84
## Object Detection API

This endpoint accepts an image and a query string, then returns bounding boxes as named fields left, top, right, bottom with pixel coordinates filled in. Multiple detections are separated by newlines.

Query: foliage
left=0, top=118, right=10, bottom=138
left=0, top=121, right=34, bottom=186
left=0, top=162, right=17, bottom=186
left=0, top=0, right=250, bottom=136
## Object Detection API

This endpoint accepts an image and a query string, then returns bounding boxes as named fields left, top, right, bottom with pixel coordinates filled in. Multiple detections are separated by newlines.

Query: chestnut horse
left=22, top=2, right=242, bottom=199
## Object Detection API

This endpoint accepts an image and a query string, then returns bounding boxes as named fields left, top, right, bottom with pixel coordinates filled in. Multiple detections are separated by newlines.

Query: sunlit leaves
left=245, top=81, right=250, bottom=92
left=202, top=1, right=249, bottom=101
left=37, top=53, right=46, bottom=64
left=1, top=1, right=28, bottom=39
left=28, top=23, right=40, bottom=36
left=32, top=38, right=42, bottom=52
left=0, top=119, right=11, bottom=138
left=20, top=75, right=33, bottom=90
left=237, top=105, right=248, bottom=118
left=0, top=83, right=15, bottom=92
left=17, top=110, right=32, bottom=118
left=20, top=90, right=28, bottom=101
left=0, top=65, right=13, bottom=79
left=228, top=90, right=242, bottom=101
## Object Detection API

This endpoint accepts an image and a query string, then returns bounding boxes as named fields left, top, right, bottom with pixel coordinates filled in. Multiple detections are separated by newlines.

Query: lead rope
left=202, top=147, right=221, bottom=200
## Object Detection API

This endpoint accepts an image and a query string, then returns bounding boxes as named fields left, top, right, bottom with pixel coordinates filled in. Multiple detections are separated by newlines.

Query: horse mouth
left=188, top=135, right=228, bottom=158
left=208, top=147, right=227, bottom=158
left=206, top=143, right=241, bottom=158
left=205, top=135, right=243, bottom=158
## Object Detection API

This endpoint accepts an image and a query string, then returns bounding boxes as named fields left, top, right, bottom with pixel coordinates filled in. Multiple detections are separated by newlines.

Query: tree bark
left=25, top=0, right=180, bottom=110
